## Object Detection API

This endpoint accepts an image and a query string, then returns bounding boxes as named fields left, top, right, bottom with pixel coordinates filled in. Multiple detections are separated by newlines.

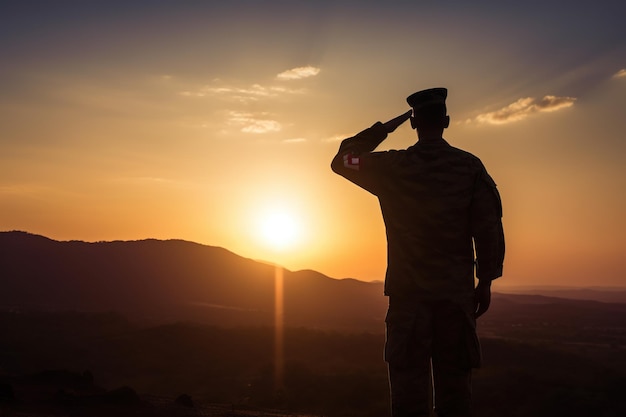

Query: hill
left=0, top=231, right=386, bottom=331
left=497, top=285, right=626, bottom=303
left=3, top=231, right=626, bottom=332
left=2, top=231, right=626, bottom=416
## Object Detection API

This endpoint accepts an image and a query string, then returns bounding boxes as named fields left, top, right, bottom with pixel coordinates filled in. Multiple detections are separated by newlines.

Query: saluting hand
left=383, top=110, right=413, bottom=133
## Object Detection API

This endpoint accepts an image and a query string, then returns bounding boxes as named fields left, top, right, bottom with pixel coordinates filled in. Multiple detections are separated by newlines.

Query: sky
left=1, top=0, right=625, bottom=289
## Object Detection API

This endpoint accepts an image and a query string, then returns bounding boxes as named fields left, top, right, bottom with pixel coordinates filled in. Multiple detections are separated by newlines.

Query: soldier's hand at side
left=474, top=280, right=492, bottom=318
left=383, top=110, right=413, bottom=133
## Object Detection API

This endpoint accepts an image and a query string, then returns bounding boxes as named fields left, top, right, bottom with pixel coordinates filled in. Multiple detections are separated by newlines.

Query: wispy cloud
left=276, top=66, right=321, bottom=80
left=475, top=95, right=576, bottom=125
left=228, top=111, right=282, bottom=134
left=613, top=69, right=626, bottom=79
left=180, top=67, right=320, bottom=101
left=179, top=68, right=320, bottom=133
left=181, top=83, right=305, bottom=103
left=282, top=138, right=307, bottom=144
left=323, top=133, right=350, bottom=142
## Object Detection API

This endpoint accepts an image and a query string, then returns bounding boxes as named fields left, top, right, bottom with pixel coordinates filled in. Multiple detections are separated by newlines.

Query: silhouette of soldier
left=331, top=88, right=504, bottom=417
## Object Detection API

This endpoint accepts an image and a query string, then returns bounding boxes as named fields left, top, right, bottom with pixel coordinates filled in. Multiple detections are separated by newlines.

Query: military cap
left=406, top=87, right=448, bottom=110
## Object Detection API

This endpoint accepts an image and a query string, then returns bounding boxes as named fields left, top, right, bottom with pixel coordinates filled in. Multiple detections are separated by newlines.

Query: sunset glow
left=257, top=207, right=301, bottom=250
left=1, top=1, right=625, bottom=289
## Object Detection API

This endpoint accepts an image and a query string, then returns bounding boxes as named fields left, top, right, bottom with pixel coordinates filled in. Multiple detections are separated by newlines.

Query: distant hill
left=0, top=231, right=387, bottom=331
left=3, top=232, right=626, bottom=416
left=2, top=231, right=625, bottom=332
left=496, top=285, right=626, bottom=303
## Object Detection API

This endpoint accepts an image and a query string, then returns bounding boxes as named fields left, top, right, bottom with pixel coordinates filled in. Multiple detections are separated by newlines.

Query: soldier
left=331, top=88, right=504, bottom=417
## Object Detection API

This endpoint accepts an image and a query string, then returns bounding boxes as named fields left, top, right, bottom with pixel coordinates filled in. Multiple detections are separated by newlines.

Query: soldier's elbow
left=331, top=155, right=344, bottom=174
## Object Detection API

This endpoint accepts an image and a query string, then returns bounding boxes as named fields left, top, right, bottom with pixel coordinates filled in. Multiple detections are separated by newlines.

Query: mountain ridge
left=0, top=230, right=387, bottom=331
left=2, top=231, right=625, bottom=332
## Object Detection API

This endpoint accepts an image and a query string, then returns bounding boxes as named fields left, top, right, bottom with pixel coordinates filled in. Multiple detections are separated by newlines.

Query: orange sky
left=1, top=1, right=625, bottom=289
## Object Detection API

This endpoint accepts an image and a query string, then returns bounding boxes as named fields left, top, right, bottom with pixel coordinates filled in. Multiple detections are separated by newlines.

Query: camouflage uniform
left=331, top=121, right=504, bottom=417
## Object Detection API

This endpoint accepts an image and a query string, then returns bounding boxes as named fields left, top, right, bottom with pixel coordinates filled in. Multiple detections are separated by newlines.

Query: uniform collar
left=410, top=137, right=449, bottom=149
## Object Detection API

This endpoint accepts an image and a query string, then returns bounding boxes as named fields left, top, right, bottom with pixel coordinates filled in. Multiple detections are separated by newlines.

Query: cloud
left=475, top=95, right=576, bottom=125
left=613, top=69, right=626, bottom=79
left=179, top=70, right=319, bottom=132
left=181, top=83, right=305, bottom=103
left=228, top=111, right=282, bottom=134
left=323, top=133, right=350, bottom=142
left=179, top=66, right=320, bottom=104
left=282, top=138, right=307, bottom=144
left=242, top=120, right=282, bottom=134
left=276, top=66, right=321, bottom=80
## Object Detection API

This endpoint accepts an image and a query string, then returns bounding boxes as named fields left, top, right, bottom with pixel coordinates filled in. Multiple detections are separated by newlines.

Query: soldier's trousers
left=385, top=296, right=478, bottom=417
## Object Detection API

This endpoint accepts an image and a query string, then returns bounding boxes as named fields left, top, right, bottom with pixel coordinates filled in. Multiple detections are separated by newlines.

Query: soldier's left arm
left=471, top=166, right=504, bottom=318
left=471, top=166, right=505, bottom=282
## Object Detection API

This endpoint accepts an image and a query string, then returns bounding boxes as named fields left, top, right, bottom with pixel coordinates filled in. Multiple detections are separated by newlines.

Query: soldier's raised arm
left=330, top=110, right=412, bottom=190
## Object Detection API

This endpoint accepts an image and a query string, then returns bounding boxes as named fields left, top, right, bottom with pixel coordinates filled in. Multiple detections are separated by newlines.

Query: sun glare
left=257, top=207, right=301, bottom=250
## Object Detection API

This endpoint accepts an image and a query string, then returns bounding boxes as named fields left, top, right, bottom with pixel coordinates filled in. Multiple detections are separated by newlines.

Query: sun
left=257, top=207, right=301, bottom=251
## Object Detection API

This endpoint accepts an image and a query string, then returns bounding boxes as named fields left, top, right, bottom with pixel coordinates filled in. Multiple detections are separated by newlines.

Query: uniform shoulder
left=447, top=143, right=478, bottom=157
left=448, top=146, right=498, bottom=185
left=446, top=144, right=484, bottom=166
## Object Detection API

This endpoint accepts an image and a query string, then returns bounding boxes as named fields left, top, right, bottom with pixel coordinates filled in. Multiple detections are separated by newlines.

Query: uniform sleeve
left=330, top=122, right=390, bottom=195
left=470, top=166, right=505, bottom=281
